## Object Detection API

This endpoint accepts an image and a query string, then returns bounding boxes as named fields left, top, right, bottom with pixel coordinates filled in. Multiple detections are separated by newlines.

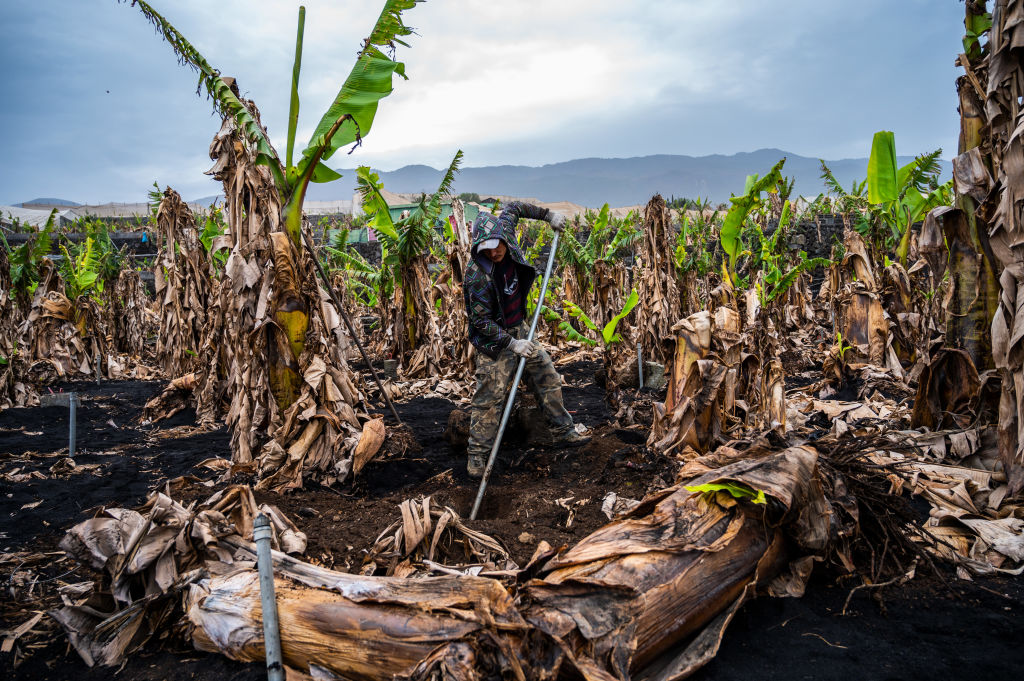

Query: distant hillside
left=305, top=149, right=952, bottom=208
left=18, top=198, right=81, bottom=207
left=189, top=195, right=223, bottom=206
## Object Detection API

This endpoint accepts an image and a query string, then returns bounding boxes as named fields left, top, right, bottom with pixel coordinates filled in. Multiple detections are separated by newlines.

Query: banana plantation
left=2, top=2, right=1023, bottom=681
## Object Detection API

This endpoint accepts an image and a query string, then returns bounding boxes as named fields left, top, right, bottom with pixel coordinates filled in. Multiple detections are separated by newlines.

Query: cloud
left=0, top=0, right=965, bottom=203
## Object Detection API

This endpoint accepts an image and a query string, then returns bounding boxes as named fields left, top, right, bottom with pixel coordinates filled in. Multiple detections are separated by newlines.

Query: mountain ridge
left=22, top=149, right=952, bottom=209
left=308, top=148, right=951, bottom=207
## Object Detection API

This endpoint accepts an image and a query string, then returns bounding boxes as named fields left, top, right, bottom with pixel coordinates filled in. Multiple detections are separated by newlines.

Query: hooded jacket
left=464, top=202, right=552, bottom=358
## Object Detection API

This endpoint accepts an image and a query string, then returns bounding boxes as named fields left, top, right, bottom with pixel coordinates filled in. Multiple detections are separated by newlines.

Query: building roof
left=0, top=205, right=76, bottom=228
left=304, top=200, right=354, bottom=214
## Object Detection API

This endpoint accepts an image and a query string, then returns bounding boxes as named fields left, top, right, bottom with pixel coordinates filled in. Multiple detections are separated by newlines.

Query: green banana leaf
left=685, top=481, right=766, bottom=505
left=298, top=0, right=421, bottom=181
left=564, top=301, right=599, bottom=331
left=560, top=321, right=598, bottom=346
left=355, top=166, right=399, bottom=241
left=765, top=257, right=832, bottom=302
left=285, top=7, right=305, bottom=170
left=720, top=158, right=786, bottom=280
left=602, top=288, right=639, bottom=344
left=867, top=130, right=899, bottom=204
left=533, top=303, right=597, bottom=346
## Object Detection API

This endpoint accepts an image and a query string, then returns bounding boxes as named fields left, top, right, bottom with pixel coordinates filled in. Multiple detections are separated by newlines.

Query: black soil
left=3, top=365, right=1023, bottom=681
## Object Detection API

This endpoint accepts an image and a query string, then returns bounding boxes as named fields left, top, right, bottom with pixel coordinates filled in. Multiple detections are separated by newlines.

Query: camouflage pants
left=468, top=323, right=574, bottom=459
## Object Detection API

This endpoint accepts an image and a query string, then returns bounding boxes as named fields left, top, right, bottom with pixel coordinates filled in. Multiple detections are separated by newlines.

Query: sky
left=0, top=0, right=966, bottom=205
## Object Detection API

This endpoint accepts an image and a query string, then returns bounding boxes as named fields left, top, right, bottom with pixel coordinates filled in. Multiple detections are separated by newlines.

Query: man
left=463, top=202, right=590, bottom=477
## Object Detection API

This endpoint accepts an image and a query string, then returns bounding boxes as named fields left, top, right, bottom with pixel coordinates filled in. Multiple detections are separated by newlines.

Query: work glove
left=509, top=338, right=539, bottom=359
left=547, top=211, right=567, bottom=231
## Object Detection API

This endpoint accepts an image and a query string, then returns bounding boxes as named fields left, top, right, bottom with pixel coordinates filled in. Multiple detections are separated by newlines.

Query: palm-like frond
left=583, top=203, right=612, bottom=257
left=424, top=150, right=463, bottom=222
left=123, top=0, right=286, bottom=191
left=328, top=245, right=389, bottom=305
left=766, top=257, right=832, bottom=302
left=4, top=211, right=55, bottom=293
left=393, top=211, right=439, bottom=264
left=355, top=166, right=399, bottom=241
left=900, top=148, right=944, bottom=195
left=819, top=160, right=846, bottom=197
left=556, top=228, right=590, bottom=268
left=601, top=220, right=641, bottom=261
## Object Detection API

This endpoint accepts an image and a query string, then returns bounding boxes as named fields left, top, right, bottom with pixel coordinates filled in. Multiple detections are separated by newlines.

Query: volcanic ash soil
left=2, top=365, right=1023, bottom=681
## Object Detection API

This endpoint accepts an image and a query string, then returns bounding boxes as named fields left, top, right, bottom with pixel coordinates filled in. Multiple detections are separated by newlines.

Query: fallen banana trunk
left=187, top=544, right=530, bottom=681
left=182, top=446, right=828, bottom=681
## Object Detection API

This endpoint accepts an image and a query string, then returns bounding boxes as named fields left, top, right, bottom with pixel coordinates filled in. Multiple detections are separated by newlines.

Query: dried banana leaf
left=155, top=187, right=213, bottom=376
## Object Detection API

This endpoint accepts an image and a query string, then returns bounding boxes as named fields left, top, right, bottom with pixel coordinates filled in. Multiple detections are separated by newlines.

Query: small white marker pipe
left=254, top=514, right=285, bottom=681
left=637, top=343, right=644, bottom=389
left=68, top=393, right=77, bottom=458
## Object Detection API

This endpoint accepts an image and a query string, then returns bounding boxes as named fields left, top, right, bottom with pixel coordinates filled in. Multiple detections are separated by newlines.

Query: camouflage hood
left=463, top=203, right=550, bottom=358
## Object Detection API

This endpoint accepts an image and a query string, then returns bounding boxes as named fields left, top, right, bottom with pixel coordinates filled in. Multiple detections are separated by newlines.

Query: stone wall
left=764, top=213, right=846, bottom=260
left=348, top=240, right=382, bottom=266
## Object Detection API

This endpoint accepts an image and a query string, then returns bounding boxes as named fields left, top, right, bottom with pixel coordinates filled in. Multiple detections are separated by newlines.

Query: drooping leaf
left=560, top=321, right=598, bottom=346
left=124, top=0, right=287, bottom=192
left=355, top=166, right=399, bottom=241
left=602, top=287, right=639, bottom=344
left=564, top=300, right=598, bottom=331
left=298, top=0, right=421, bottom=177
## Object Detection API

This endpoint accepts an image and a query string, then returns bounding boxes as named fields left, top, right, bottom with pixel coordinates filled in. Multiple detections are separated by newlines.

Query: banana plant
left=750, top=200, right=831, bottom=305
left=720, top=158, right=786, bottom=285
left=356, top=150, right=462, bottom=357
left=199, top=205, right=229, bottom=274
left=865, top=131, right=952, bottom=265
left=328, top=245, right=389, bottom=311
left=558, top=204, right=640, bottom=325
left=59, top=237, right=102, bottom=302
left=1, top=209, right=55, bottom=299
left=558, top=204, right=640, bottom=275
left=674, top=197, right=721, bottom=276
left=554, top=288, right=639, bottom=348
left=125, top=0, right=422, bottom=410
left=126, top=0, right=419, bottom=246
left=525, top=282, right=591, bottom=346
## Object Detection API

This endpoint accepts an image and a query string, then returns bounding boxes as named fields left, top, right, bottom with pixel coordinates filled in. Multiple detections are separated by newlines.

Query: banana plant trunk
left=975, top=0, right=1024, bottom=495
left=945, top=71, right=1000, bottom=371
left=269, top=230, right=309, bottom=411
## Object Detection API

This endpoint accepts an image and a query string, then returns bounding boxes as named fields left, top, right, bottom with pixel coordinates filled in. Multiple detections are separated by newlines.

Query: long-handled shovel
left=470, top=229, right=561, bottom=520
left=302, top=230, right=403, bottom=427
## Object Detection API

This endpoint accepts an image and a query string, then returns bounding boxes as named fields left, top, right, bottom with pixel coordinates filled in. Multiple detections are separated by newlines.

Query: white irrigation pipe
left=254, top=514, right=285, bottom=681
left=68, top=393, right=77, bottom=458
left=470, top=230, right=560, bottom=521
left=637, top=342, right=644, bottom=389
